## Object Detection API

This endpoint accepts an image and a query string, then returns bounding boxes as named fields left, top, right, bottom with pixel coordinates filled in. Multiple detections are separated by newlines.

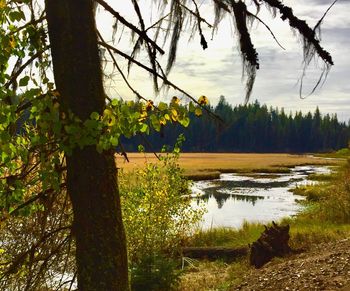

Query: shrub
left=130, top=254, right=181, bottom=291
left=119, top=140, right=204, bottom=289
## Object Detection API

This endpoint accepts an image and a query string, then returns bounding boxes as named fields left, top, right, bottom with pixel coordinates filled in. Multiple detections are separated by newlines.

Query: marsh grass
left=307, top=172, right=336, bottom=181
left=184, top=171, right=221, bottom=181
left=116, top=153, right=339, bottom=180
left=287, top=219, right=350, bottom=249
left=179, top=259, right=251, bottom=291
left=179, top=260, right=236, bottom=291
left=188, top=222, right=264, bottom=248
left=316, top=148, right=350, bottom=159
left=289, top=184, right=329, bottom=202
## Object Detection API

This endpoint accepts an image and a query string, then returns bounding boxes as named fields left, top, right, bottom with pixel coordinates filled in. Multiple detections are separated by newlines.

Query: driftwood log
left=249, top=221, right=292, bottom=268
left=182, top=246, right=248, bottom=262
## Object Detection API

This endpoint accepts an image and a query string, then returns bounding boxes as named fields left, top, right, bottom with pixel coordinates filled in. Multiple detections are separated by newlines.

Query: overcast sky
left=97, top=0, right=350, bottom=121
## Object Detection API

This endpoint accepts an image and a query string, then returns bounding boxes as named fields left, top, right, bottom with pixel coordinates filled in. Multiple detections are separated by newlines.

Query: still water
left=191, top=165, right=331, bottom=229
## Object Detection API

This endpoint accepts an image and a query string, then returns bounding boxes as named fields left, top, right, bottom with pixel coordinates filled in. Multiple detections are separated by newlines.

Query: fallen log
left=182, top=246, right=248, bottom=262
left=249, top=221, right=292, bottom=268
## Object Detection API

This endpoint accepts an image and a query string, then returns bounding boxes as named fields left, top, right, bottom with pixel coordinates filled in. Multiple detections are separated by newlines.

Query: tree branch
left=8, top=14, right=46, bottom=36
left=246, top=10, right=285, bottom=50
left=262, top=0, right=333, bottom=65
left=4, top=49, right=49, bottom=90
left=94, top=0, right=164, bottom=55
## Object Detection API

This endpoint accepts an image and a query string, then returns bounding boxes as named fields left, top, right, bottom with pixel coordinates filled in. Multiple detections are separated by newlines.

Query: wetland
left=191, top=165, right=333, bottom=229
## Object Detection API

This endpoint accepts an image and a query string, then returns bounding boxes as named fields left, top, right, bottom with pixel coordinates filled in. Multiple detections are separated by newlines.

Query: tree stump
left=249, top=221, right=292, bottom=268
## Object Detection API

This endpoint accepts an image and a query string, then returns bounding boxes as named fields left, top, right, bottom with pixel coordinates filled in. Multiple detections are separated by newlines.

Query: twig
left=180, top=3, right=213, bottom=28
left=4, top=49, right=48, bottom=89
left=313, top=0, right=338, bottom=33
left=247, top=11, right=285, bottom=50
left=97, top=30, right=147, bottom=102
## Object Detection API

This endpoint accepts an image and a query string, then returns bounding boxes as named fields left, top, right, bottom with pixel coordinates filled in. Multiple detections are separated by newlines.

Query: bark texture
left=45, top=1, right=129, bottom=290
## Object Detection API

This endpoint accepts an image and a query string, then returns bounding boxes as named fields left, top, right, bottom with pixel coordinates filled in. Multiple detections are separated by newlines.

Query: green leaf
left=140, top=123, right=149, bottom=133
left=110, top=136, right=119, bottom=146
left=84, top=119, right=98, bottom=130
left=137, top=144, right=145, bottom=152
left=1, top=151, right=9, bottom=163
left=19, top=76, right=30, bottom=87
left=179, top=117, right=190, bottom=127
left=23, top=88, right=41, bottom=99
left=90, top=112, right=100, bottom=120
left=158, top=102, right=168, bottom=111
left=10, top=10, right=26, bottom=21
left=189, top=102, right=196, bottom=113
left=150, top=115, right=161, bottom=132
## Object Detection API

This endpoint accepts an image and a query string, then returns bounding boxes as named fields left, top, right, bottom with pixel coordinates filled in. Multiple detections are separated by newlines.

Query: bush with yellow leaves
left=119, top=137, right=204, bottom=290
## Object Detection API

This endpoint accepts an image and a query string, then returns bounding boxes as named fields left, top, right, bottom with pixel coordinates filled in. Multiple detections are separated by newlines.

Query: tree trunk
left=44, top=1, right=129, bottom=290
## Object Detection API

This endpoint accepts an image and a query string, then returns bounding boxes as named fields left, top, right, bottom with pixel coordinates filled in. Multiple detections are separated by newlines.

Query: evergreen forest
left=123, top=96, right=350, bottom=153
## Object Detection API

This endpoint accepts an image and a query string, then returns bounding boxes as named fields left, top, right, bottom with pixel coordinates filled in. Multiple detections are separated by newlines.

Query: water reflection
left=191, top=165, right=332, bottom=229
left=200, top=191, right=264, bottom=208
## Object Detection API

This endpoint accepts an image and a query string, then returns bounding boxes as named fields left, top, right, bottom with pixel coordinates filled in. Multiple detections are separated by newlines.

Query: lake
left=191, top=165, right=332, bottom=229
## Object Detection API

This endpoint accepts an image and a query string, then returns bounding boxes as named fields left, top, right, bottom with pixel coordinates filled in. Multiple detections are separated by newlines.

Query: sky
left=96, top=0, right=350, bottom=121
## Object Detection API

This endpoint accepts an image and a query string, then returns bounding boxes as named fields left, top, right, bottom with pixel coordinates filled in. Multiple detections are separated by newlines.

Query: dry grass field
left=116, top=153, right=340, bottom=179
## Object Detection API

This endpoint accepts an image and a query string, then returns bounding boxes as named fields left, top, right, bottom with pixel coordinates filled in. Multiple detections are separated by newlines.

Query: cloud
left=303, top=0, right=339, bottom=5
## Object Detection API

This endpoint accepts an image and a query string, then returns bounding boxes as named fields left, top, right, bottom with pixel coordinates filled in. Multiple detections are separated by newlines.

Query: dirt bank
left=232, top=238, right=350, bottom=291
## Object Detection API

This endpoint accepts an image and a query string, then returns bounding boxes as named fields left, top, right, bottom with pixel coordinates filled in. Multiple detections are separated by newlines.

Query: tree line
left=123, top=96, right=350, bottom=153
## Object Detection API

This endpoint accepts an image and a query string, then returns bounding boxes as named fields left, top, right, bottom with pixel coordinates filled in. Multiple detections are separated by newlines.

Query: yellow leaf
left=146, top=99, right=154, bottom=111
left=198, top=95, right=209, bottom=105
left=159, top=117, right=166, bottom=125
left=9, top=36, right=15, bottom=49
left=103, top=109, right=115, bottom=126
left=0, top=0, right=6, bottom=9
left=195, top=107, right=202, bottom=116
left=171, top=96, right=180, bottom=105
left=138, top=111, right=147, bottom=122
left=127, top=100, right=134, bottom=107
left=171, top=109, right=178, bottom=121
left=107, top=115, right=116, bottom=126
